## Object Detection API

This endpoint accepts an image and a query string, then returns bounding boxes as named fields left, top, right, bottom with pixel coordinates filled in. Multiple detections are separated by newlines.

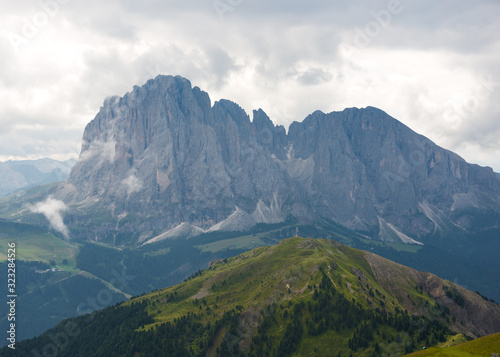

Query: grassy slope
left=405, top=332, right=500, bottom=356
left=0, top=220, right=78, bottom=270
left=132, top=237, right=401, bottom=327
left=124, top=237, right=463, bottom=356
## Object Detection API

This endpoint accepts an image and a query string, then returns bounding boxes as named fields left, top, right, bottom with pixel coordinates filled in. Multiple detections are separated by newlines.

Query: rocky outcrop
left=56, top=75, right=500, bottom=245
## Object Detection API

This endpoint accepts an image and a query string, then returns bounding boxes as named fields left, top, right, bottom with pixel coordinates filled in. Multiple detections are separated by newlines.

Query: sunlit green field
left=405, top=332, right=500, bottom=356
left=0, top=220, right=79, bottom=271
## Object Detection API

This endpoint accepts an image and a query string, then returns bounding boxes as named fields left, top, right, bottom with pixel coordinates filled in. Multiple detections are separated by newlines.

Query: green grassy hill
left=4, top=237, right=500, bottom=357
left=405, top=332, right=500, bottom=356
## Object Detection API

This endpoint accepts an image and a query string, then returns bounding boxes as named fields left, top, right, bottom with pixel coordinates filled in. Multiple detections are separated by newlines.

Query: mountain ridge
left=0, top=158, right=76, bottom=198
left=41, top=74, right=500, bottom=246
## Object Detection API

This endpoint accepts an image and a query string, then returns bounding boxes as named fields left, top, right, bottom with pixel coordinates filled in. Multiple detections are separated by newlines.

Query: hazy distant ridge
left=0, top=158, right=76, bottom=198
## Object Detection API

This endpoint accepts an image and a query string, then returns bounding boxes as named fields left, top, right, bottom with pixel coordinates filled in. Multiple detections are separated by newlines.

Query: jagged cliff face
left=287, top=109, right=500, bottom=239
left=58, top=75, right=500, bottom=245
left=60, top=76, right=298, bottom=242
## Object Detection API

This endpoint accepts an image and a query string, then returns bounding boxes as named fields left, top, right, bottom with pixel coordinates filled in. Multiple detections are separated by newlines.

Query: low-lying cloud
left=79, top=140, right=117, bottom=164
left=122, top=174, right=143, bottom=196
left=29, top=196, right=70, bottom=238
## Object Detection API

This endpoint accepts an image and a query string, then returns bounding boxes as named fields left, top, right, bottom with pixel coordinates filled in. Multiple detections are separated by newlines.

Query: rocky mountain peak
left=55, top=75, right=500, bottom=245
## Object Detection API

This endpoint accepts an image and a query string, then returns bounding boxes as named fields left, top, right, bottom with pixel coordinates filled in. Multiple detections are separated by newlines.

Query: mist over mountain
left=47, top=75, right=500, bottom=246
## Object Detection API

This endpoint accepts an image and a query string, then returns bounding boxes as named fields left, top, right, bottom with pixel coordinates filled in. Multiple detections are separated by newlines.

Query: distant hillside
left=0, top=158, right=76, bottom=197
left=405, top=331, right=500, bottom=356
left=0, top=219, right=128, bottom=344
left=5, top=237, right=500, bottom=356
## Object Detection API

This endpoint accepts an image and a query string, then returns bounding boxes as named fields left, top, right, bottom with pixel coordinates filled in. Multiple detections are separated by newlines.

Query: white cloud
left=79, top=140, right=116, bottom=164
left=122, top=174, right=143, bottom=196
left=0, top=0, right=499, bottom=170
left=29, top=196, right=69, bottom=238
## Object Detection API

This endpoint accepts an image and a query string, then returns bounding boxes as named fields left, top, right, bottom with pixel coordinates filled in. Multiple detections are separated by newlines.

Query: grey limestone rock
left=58, top=75, right=500, bottom=245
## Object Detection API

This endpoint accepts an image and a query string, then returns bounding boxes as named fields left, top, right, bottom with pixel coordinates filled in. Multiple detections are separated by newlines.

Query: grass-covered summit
left=5, top=237, right=500, bottom=357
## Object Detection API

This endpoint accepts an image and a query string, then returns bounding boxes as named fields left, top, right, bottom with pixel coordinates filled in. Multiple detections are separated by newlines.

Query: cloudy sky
left=1, top=0, right=499, bottom=171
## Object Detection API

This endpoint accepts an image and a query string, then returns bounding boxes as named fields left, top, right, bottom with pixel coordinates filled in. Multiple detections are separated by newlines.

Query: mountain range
left=8, top=75, right=498, bottom=247
left=0, top=158, right=76, bottom=198
left=1, top=75, right=500, bottom=347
